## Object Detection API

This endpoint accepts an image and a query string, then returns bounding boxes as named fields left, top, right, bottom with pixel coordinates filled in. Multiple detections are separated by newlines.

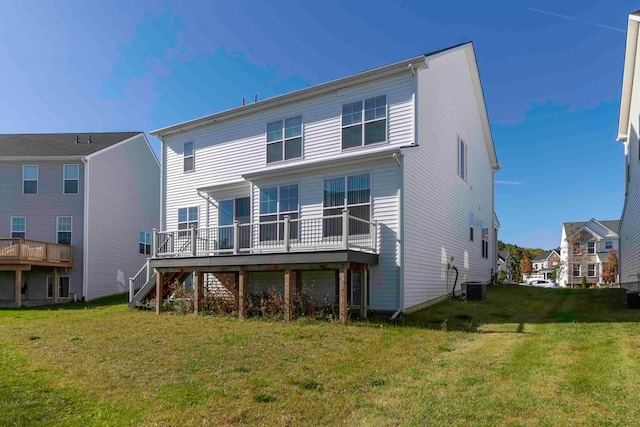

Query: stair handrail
left=129, top=259, right=150, bottom=302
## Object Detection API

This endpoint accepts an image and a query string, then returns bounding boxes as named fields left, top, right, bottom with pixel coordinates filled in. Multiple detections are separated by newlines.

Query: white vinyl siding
left=403, top=46, right=495, bottom=309
left=162, top=72, right=413, bottom=232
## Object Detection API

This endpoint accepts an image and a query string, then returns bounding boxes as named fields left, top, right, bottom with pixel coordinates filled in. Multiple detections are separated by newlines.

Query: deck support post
left=360, top=265, right=367, bottom=319
left=53, top=267, right=59, bottom=304
left=194, top=271, right=204, bottom=314
left=339, top=267, right=348, bottom=323
left=14, top=269, right=22, bottom=308
left=129, top=277, right=134, bottom=303
left=238, top=269, right=246, bottom=319
left=155, top=268, right=163, bottom=314
left=284, top=269, right=293, bottom=322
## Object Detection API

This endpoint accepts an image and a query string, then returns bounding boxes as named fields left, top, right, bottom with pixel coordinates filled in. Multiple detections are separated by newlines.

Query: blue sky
left=0, top=0, right=634, bottom=249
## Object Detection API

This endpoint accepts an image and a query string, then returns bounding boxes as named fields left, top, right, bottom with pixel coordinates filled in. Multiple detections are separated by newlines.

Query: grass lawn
left=2, top=286, right=640, bottom=426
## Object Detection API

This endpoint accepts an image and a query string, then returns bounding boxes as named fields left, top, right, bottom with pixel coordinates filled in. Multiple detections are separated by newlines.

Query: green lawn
left=2, top=286, right=640, bottom=426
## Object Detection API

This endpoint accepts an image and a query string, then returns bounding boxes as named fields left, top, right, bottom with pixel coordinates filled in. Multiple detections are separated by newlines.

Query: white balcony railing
left=153, top=210, right=378, bottom=258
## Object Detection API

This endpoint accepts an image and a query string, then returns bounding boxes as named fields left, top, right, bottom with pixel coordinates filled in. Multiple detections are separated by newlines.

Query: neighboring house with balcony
left=558, top=219, right=619, bottom=287
left=0, top=132, right=160, bottom=306
left=133, top=41, right=500, bottom=321
left=617, top=10, right=640, bottom=289
left=530, top=249, right=560, bottom=281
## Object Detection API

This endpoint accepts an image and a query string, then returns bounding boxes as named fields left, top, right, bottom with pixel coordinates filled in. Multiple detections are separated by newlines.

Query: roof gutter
left=618, top=13, right=640, bottom=142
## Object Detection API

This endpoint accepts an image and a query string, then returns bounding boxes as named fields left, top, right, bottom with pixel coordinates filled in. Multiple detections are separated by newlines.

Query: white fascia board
left=618, top=15, right=640, bottom=141
left=84, top=133, right=145, bottom=160
left=197, top=180, right=252, bottom=194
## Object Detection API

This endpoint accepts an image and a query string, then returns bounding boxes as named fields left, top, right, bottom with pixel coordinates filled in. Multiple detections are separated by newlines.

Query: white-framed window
left=56, top=216, right=72, bottom=245
left=183, top=142, right=194, bottom=172
left=572, top=242, right=581, bottom=255
left=259, top=185, right=299, bottom=241
left=481, top=221, right=489, bottom=258
left=139, top=231, right=151, bottom=255
left=572, top=263, right=581, bottom=277
left=23, top=165, right=38, bottom=194
left=266, top=116, right=303, bottom=163
left=605, top=241, right=613, bottom=250
left=10, top=216, right=26, bottom=238
left=218, top=197, right=251, bottom=249
left=47, top=276, right=70, bottom=298
left=178, top=207, right=198, bottom=236
left=323, top=174, right=370, bottom=237
left=341, top=95, right=387, bottom=149
left=469, top=213, right=474, bottom=241
left=587, top=241, right=595, bottom=254
left=587, top=264, right=596, bottom=277
left=458, top=139, right=467, bottom=181
left=63, top=164, right=79, bottom=194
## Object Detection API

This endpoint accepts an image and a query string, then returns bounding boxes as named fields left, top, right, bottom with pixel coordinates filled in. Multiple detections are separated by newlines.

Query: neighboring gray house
left=0, top=132, right=160, bottom=306
left=497, top=250, right=511, bottom=282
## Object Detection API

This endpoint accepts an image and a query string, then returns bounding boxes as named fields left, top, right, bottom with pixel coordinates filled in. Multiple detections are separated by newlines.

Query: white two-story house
left=132, top=42, right=500, bottom=321
left=618, top=10, right=640, bottom=289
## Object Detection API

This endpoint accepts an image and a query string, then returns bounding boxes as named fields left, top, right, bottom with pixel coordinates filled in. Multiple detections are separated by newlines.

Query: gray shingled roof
left=563, top=220, right=620, bottom=235
left=0, top=132, right=142, bottom=157
left=498, top=250, right=509, bottom=261
left=532, top=250, right=556, bottom=261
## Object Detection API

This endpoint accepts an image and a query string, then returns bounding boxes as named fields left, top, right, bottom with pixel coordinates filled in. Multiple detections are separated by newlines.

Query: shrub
left=581, top=276, right=588, bottom=289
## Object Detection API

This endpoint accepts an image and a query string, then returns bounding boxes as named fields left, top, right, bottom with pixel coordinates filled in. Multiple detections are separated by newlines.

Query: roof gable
left=0, top=132, right=142, bottom=158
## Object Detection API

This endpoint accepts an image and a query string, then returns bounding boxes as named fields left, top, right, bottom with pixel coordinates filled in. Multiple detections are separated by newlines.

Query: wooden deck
left=0, top=238, right=73, bottom=268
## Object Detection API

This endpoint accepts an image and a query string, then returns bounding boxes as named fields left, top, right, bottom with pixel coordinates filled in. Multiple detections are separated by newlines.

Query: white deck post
left=233, top=220, right=239, bottom=255
left=129, top=278, right=134, bottom=302
left=152, top=229, right=158, bottom=258
left=342, top=209, right=349, bottom=249
left=146, top=259, right=150, bottom=282
left=372, top=220, right=378, bottom=253
left=283, top=215, right=290, bottom=252
left=191, top=226, right=197, bottom=257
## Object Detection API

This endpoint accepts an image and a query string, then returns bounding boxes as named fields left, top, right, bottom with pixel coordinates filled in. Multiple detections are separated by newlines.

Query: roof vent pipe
left=75, top=135, right=80, bottom=144
left=88, top=135, right=92, bottom=143
left=254, top=93, right=258, bottom=103
left=242, top=97, right=245, bottom=106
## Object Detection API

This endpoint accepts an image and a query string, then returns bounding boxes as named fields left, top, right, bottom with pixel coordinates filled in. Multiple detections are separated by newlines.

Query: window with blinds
left=323, top=174, right=370, bottom=237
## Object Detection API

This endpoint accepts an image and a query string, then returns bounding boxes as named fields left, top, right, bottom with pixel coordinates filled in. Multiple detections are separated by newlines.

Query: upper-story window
left=184, top=142, right=194, bottom=172
left=469, top=213, right=474, bottom=241
left=56, top=216, right=72, bottom=245
left=11, top=217, right=26, bottom=238
left=341, top=95, right=387, bottom=150
left=178, top=207, right=198, bottom=236
left=587, top=241, right=595, bottom=254
left=259, top=184, right=299, bottom=241
left=458, top=139, right=467, bottom=181
left=23, top=165, right=38, bottom=194
left=573, top=263, right=581, bottom=277
left=323, top=174, right=370, bottom=236
left=63, top=164, right=79, bottom=194
left=572, top=242, right=581, bottom=255
left=266, top=116, right=303, bottom=163
left=605, top=241, right=613, bottom=250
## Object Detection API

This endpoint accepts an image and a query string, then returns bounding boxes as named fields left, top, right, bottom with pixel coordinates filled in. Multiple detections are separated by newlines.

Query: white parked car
left=527, top=279, right=559, bottom=288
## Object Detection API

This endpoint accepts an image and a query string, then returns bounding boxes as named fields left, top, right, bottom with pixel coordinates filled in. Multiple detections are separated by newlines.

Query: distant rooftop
left=0, top=132, right=142, bottom=157
left=563, top=220, right=620, bottom=234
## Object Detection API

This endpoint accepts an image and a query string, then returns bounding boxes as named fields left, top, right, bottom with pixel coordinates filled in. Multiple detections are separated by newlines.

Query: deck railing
left=0, top=238, right=72, bottom=264
left=154, top=210, right=378, bottom=258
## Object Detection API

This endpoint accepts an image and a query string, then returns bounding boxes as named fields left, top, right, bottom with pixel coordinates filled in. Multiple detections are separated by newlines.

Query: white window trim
left=258, top=184, right=300, bottom=219
left=10, top=216, right=26, bottom=239
left=177, top=206, right=199, bottom=230
left=63, top=164, right=80, bottom=195
left=183, top=141, right=195, bottom=173
left=266, top=115, right=304, bottom=164
left=587, top=241, right=595, bottom=255
left=587, top=264, right=596, bottom=277
left=458, top=138, right=467, bottom=181
left=322, top=173, right=372, bottom=238
left=56, top=216, right=73, bottom=245
left=22, top=165, right=38, bottom=195
left=572, top=264, right=581, bottom=277
left=605, top=241, right=613, bottom=250
left=341, top=95, right=388, bottom=151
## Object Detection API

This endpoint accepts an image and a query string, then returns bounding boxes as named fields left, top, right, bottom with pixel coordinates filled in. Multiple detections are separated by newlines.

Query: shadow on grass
left=363, top=286, right=640, bottom=333
left=0, top=293, right=128, bottom=311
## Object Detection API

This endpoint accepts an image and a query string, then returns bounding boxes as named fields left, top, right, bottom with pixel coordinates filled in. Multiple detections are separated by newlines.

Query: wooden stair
left=128, top=271, right=192, bottom=309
